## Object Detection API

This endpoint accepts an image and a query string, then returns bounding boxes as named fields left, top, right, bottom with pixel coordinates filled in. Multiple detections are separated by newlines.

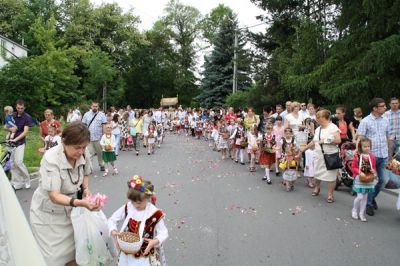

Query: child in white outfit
left=108, top=176, right=168, bottom=266
left=304, top=147, right=316, bottom=188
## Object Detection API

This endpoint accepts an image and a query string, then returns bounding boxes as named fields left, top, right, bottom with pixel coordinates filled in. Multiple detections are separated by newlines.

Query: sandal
left=311, top=188, right=320, bottom=196
left=327, top=196, right=335, bottom=203
left=307, top=181, right=315, bottom=188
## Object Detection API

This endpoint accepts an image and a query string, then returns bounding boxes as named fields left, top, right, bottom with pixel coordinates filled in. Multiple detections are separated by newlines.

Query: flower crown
left=127, top=175, right=153, bottom=195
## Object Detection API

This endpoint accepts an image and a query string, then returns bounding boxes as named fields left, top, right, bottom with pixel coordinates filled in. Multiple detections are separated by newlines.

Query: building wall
left=0, top=36, right=28, bottom=68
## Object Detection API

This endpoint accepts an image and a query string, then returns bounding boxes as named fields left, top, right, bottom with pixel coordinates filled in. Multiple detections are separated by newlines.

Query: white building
left=0, top=35, right=28, bottom=68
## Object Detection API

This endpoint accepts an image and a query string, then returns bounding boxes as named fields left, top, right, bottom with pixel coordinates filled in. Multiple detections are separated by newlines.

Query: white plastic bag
left=397, top=194, right=400, bottom=210
left=71, top=207, right=115, bottom=266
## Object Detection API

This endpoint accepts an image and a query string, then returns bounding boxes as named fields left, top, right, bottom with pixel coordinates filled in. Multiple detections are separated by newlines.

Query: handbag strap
left=86, top=112, right=99, bottom=128
left=319, top=127, right=326, bottom=154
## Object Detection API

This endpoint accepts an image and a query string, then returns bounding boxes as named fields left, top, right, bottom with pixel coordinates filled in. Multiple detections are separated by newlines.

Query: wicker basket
left=117, top=232, right=143, bottom=254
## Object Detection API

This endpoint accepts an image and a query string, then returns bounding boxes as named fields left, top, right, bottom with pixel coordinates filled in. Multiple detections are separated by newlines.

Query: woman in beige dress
left=30, top=122, right=100, bottom=266
left=302, top=110, right=341, bottom=203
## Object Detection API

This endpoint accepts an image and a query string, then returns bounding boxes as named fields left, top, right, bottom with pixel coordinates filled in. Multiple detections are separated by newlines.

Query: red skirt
left=259, top=152, right=276, bottom=166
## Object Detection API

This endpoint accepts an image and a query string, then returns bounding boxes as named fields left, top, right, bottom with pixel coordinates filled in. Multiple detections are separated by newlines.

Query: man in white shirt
left=299, top=102, right=310, bottom=120
left=280, top=101, right=292, bottom=121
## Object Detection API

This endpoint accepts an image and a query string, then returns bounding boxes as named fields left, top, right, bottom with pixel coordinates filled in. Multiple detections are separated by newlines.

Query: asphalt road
left=17, top=133, right=400, bottom=266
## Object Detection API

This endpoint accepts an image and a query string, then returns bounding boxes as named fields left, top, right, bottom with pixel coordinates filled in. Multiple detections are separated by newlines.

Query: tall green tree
left=162, top=0, right=202, bottom=106
left=198, top=13, right=251, bottom=108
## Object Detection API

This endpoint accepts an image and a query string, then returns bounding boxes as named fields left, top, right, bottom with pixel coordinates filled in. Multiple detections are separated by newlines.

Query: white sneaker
left=113, top=168, right=118, bottom=175
left=351, top=209, right=358, bottom=220
left=12, top=184, right=23, bottom=190
left=25, top=182, right=31, bottom=189
left=359, top=214, right=367, bottom=222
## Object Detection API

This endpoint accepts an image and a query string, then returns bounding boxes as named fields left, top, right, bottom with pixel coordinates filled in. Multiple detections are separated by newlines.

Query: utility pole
left=232, top=30, right=238, bottom=94
left=103, top=82, right=107, bottom=112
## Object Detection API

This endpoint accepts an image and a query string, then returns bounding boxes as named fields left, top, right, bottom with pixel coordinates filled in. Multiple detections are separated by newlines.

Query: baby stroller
left=336, top=141, right=356, bottom=194
left=0, top=141, right=16, bottom=181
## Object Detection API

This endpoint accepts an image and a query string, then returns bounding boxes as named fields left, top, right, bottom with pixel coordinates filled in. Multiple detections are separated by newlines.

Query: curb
left=382, top=188, right=399, bottom=197
left=29, top=171, right=39, bottom=179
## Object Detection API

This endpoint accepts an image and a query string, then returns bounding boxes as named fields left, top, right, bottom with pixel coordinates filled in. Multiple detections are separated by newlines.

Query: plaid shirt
left=357, top=113, right=389, bottom=158
left=384, top=109, right=400, bottom=141
left=81, top=110, right=107, bottom=141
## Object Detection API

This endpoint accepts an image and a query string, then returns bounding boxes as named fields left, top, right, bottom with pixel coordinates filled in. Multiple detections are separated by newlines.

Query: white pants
left=10, top=144, right=30, bottom=187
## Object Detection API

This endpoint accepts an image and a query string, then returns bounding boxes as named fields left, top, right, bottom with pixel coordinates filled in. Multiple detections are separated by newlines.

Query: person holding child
left=108, top=175, right=168, bottom=266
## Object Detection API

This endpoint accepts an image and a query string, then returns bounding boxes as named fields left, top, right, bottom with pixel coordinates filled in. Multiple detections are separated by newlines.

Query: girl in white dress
left=304, top=146, right=316, bottom=188
left=108, top=176, right=168, bottom=266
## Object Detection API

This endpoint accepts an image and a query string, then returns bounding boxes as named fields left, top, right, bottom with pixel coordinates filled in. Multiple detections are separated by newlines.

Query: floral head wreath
left=127, top=175, right=153, bottom=196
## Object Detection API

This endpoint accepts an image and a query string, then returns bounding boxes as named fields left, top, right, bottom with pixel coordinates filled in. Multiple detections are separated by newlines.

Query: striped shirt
left=384, top=109, right=400, bottom=141
left=357, top=113, right=389, bottom=158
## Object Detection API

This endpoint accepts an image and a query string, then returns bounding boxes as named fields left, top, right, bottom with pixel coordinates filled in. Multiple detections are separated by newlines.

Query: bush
left=225, top=90, right=250, bottom=109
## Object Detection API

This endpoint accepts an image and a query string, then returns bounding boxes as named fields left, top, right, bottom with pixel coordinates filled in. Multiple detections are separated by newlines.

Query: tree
left=82, top=49, right=117, bottom=110
left=0, top=0, right=25, bottom=41
left=197, top=13, right=251, bottom=108
left=200, top=4, right=235, bottom=45
left=162, top=0, right=202, bottom=106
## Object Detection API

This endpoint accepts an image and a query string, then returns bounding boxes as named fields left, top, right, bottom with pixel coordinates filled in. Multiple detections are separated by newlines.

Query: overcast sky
left=91, top=0, right=266, bottom=32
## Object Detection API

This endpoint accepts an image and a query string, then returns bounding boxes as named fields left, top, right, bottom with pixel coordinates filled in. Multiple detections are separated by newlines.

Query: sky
left=91, top=0, right=266, bottom=33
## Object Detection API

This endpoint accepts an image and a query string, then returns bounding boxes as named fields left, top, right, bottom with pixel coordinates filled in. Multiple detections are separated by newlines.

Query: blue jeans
left=113, top=133, right=121, bottom=155
left=389, top=139, right=400, bottom=157
left=367, top=157, right=388, bottom=208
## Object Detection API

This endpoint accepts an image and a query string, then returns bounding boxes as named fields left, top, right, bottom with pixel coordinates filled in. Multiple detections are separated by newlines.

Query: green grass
left=1, top=126, right=43, bottom=173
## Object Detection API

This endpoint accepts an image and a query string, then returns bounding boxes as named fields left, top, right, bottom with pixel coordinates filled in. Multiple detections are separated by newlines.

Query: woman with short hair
left=30, top=122, right=100, bottom=266
left=39, top=109, right=61, bottom=141
left=302, top=109, right=341, bottom=203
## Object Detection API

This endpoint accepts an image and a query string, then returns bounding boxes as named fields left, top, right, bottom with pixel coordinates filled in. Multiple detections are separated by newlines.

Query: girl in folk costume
left=211, top=121, right=219, bottom=151
left=183, top=116, right=190, bottom=136
left=279, top=128, right=299, bottom=191
left=351, top=138, right=377, bottom=222
left=173, top=117, right=181, bottom=135
left=100, top=123, right=118, bottom=176
left=145, top=123, right=158, bottom=155
left=108, top=175, right=168, bottom=266
left=260, top=125, right=276, bottom=184
left=273, top=116, right=285, bottom=176
left=231, top=120, right=246, bottom=165
left=195, top=119, right=203, bottom=139
left=226, top=118, right=237, bottom=159
left=206, top=120, right=214, bottom=146
left=247, top=124, right=261, bottom=172
left=217, top=119, right=230, bottom=159
left=156, top=123, right=164, bottom=148
left=304, top=144, right=316, bottom=188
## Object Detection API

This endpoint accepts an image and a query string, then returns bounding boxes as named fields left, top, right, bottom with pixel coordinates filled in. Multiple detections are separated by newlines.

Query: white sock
left=265, top=168, right=270, bottom=179
left=353, top=193, right=363, bottom=212
left=360, top=194, right=368, bottom=217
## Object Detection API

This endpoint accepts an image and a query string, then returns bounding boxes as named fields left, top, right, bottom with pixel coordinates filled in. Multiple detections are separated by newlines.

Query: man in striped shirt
left=357, top=98, right=390, bottom=216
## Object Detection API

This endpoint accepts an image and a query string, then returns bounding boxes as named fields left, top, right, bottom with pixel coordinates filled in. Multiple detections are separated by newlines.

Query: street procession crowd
left=2, top=96, right=400, bottom=265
